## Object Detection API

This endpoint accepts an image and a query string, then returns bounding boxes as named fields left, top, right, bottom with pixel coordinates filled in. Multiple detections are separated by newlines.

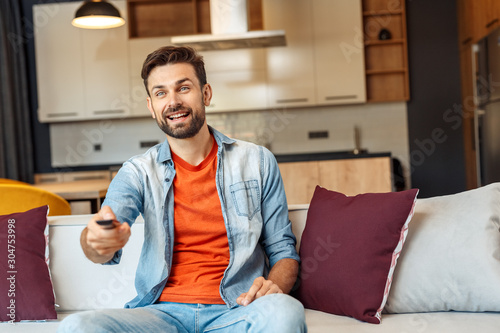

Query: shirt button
left=165, top=178, right=170, bottom=182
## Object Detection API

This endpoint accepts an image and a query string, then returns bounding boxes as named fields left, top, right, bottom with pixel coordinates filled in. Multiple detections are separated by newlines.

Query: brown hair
left=141, top=46, right=207, bottom=96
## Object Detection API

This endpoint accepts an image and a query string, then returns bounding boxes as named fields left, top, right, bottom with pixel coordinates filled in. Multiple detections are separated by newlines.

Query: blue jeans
left=57, top=294, right=307, bottom=333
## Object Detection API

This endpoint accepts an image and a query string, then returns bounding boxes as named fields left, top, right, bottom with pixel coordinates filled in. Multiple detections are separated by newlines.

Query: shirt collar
left=157, top=125, right=236, bottom=164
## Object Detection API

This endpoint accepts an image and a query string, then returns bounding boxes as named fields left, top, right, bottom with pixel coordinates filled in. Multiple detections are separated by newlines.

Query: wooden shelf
left=364, top=38, right=405, bottom=46
left=363, top=9, right=403, bottom=16
left=366, top=68, right=406, bottom=75
left=362, top=0, right=409, bottom=103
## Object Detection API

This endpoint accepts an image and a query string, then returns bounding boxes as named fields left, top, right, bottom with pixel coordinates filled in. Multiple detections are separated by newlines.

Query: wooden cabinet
left=458, top=0, right=500, bottom=47
left=279, top=156, right=393, bottom=205
left=262, top=0, right=316, bottom=108
left=34, top=0, right=130, bottom=123
left=362, top=0, right=409, bottom=102
left=472, top=0, right=500, bottom=41
left=312, top=0, right=366, bottom=105
left=456, top=0, right=494, bottom=189
left=459, top=46, right=478, bottom=189
left=457, top=0, right=475, bottom=48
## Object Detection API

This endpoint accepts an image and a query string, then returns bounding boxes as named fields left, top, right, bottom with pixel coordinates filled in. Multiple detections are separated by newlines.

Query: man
left=58, top=46, right=306, bottom=333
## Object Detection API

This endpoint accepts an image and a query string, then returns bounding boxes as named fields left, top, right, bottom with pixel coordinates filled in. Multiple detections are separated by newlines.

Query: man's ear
left=202, top=83, right=213, bottom=106
left=146, top=97, right=156, bottom=119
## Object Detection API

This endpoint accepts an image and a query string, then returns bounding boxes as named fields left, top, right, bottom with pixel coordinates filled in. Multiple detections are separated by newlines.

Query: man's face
left=146, top=63, right=211, bottom=139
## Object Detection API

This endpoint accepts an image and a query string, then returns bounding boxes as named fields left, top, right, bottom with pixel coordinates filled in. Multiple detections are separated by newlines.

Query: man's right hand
left=81, top=206, right=131, bottom=264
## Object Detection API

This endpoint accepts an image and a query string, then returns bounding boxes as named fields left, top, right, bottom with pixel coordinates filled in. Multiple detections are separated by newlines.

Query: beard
left=154, top=105, right=206, bottom=139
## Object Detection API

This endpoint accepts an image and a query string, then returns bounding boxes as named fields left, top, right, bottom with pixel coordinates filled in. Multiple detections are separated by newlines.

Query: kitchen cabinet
left=205, top=70, right=268, bottom=112
left=473, top=0, right=500, bottom=41
left=263, top=0, right=366, bottom=108
left=128, top=38, right=268, bottom=113
left=262, top=0, right=316, bottom=108
left=458, top=0, right=500, bottom=47
left=362, top=0, right=409, bottom=102
left=34, top=2, right=85, bottom=122
left=457, top=0, right=475, bottom=48
left=203, top=48, right=268, bottom=112
left=81, top=0, right=130, bottom=119
left=312, top=0, right=366, bottom=105
left=34, top=0, right=130, bottom=123
left=459, top=46, right=478, bottom=189
left=456, top=0, right=489, bottom=189
left=278, top=155, right=393, bottom=205
left=127, top=36, right=171, bottom=117
left=126, top=0, right=263, bottom=38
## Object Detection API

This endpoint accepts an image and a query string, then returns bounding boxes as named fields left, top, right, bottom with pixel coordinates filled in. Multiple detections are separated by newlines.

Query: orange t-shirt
left=159, top=137, right=229, bottom=304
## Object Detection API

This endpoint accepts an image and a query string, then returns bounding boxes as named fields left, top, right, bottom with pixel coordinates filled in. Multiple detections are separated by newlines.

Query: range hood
left=171, top=0, right=286, bottom=51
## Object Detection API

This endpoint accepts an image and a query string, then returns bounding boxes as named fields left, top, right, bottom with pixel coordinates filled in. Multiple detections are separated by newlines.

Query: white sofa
left=3, top=185, right=500, bottom=332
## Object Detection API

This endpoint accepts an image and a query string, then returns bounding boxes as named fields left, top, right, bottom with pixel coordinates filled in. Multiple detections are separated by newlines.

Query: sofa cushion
left=294, top=186, right=418, bottom=324
left=0, top=206, right=57, bottom=322
left=384, top=182, right=500, bottom=313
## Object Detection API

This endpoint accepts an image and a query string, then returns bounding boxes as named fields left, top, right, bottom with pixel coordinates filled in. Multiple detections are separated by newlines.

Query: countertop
left=274, top=151, right=391, bottom=163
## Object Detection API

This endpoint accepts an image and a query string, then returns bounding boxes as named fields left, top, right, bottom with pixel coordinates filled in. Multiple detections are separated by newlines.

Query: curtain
left=0, top=0, right=34, bottom=183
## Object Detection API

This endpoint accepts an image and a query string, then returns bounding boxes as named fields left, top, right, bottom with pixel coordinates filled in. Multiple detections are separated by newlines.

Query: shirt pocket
left=230, top=180, right=261, bottom=220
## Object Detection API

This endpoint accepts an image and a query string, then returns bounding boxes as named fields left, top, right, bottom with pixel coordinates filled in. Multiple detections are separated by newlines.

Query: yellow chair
left=0, top=184, right=71, bottom=216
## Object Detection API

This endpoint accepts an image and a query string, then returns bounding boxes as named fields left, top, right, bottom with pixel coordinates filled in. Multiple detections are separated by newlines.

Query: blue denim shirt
left=102, top=127, right=299, bottom=309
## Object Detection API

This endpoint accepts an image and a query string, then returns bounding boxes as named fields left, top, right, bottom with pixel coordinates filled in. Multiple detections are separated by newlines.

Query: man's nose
left=167, top=93, right=182, bottom=109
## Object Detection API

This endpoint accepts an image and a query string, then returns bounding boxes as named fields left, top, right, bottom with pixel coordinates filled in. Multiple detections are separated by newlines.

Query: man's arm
left=81, top=206, right=131, bottom=264
left=236, top=258, right=299, bottom=306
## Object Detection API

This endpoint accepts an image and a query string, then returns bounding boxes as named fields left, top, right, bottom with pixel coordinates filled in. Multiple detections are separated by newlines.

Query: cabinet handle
left=276, top=98, right=308, bottom=104
left=47, top=112, right=79, bottom=118
left=38, top=176, right=59, bottom=183
left=486, top=19, right=499, bottom=29
left=72, top=176, right=108, bottom=181
left=325, top=95, right=358, bottom=101
left=462, top=37, right=473, bottom=45
left=92, top=109, right=125, bottom=115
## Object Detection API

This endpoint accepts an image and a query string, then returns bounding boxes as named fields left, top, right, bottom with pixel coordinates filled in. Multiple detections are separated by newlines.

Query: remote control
left=96, top=219, right=116, bottom=229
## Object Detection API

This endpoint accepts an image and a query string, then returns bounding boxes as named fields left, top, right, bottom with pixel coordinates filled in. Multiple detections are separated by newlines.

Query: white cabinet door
left=34, top=2, right=85, bottom=122
left=206, top=69, right=268, bottom=113
left=263, top=0, right=316, bottom=108
left=127, top=36, right=172, bottom=117
left=312, top=0, right=366, bottom=105
left=203, top=48, right=268, bottom=112
left=80, top=0, right=130, bottom=119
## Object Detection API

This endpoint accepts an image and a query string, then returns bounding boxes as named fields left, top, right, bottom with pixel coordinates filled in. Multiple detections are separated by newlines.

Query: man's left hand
left=236, top=276, right=283, bottom=306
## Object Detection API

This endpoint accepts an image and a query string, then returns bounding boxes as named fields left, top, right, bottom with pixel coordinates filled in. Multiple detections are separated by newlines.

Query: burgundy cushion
left=0, top=205, right=57, bottom=322
left=294, top=186, right=418, bottom=324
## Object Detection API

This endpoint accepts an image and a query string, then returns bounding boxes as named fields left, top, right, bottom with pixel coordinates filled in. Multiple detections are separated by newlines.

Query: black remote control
left=96, top=219, right=116, bottom=229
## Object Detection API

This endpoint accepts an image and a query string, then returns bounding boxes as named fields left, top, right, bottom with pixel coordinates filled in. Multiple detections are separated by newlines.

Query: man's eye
left=180, top=86, right=189, bottom=92
left=155, top=91, right=165, bottom=97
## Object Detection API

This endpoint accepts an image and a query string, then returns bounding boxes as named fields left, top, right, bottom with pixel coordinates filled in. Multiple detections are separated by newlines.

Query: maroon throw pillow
left=294, top=186, right=418, bottom=324
left=0, top=205, right=57, bottom=322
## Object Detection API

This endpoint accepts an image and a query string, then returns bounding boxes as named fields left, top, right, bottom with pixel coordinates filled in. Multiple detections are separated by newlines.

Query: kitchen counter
left=275, top=152, right=393, bottom=204
left=274, top=151, right=391, bottom=163
left=33, top=179, right=110, bottom=214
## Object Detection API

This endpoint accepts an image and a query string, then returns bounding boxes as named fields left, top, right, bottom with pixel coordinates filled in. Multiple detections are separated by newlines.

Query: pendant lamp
left=72, top=0, right=125, bottom=29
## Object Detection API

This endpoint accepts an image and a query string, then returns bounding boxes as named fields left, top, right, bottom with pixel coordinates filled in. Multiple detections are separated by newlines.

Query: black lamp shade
left=72, top=1, right=125, bottom=29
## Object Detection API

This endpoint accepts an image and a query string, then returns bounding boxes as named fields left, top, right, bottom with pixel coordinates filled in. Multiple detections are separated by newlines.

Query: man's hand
left=81, top=206, right=131, bottom=264
left=236, top=258, right=299, bottom=306
left=236, top=276, right=283, bottom=306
